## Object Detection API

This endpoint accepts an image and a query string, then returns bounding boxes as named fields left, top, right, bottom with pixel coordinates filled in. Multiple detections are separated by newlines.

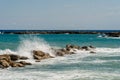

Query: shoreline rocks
left=0, top=44, right=96, bottom=69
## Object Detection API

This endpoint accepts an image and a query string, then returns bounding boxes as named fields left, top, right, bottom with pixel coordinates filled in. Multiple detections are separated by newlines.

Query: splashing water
left=17, top=35, right=55, bottom=58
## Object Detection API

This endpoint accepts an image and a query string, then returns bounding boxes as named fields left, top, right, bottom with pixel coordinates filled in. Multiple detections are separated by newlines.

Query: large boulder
left=33, top=50, right=45, bottom=57
left=33, top=50, right=54, bottom=60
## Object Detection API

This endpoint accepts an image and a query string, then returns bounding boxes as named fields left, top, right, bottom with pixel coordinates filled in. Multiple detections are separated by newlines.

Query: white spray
left=17, top=35, right=55, bottom=58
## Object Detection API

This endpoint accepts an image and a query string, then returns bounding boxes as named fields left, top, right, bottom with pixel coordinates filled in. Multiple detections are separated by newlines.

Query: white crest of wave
left=0, top=49, right=16, bottom=54
left=95, top=47, right=120, bottom=53
left=17, top=35, right=54, bottom=58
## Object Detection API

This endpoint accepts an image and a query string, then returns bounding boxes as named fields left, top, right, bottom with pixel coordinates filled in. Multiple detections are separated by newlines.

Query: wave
left=98, top=35, right=120, bottom=39
left=0, top=36, right=120, bottom=63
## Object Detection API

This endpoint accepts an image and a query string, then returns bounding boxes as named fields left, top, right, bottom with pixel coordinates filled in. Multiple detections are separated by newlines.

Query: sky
left=0, top=0, right=120, bottom=30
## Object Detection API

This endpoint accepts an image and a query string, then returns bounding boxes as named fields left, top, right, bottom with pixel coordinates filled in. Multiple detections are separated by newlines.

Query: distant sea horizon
left=0, top=30, right=120, bottom=33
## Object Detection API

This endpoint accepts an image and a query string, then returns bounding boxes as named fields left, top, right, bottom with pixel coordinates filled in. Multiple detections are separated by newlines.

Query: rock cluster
left=33, top=50, right=54, bottom=62
left=0, top=44, right=95, bottom=69
left=0, top=54, right=31, bottom=68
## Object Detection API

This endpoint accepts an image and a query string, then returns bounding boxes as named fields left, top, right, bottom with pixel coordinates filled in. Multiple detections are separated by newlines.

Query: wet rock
left=0, top=60, right=10, bottom=68
left=89, top=45, right=95, bottom=49
left=0, top=54, right=11, bottom=63
left=19, top=56, right=29, bottom=60
left=10, top=62, right=24, bottom=67
left=90, top=51, right=96, bottom=54
left=19, top=61, right=32, bottom=65
left=35, top=60, right=41, bottom=62
left=33, top=50, right=54, bottom=60
left=81, top=46, right=89, bottom=50
left=8, top=54, right=20, bottom=61
left=66, top=44, right=81, bottom=50
left=56, top=51, right=65, bottom=56
left=33, top=50, right=45, bottom=57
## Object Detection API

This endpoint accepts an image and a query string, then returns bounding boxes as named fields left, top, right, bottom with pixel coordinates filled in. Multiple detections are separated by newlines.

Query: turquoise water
left=0, top=34, right=119, bottom=50
left=0, top=34, right=120, bottom=80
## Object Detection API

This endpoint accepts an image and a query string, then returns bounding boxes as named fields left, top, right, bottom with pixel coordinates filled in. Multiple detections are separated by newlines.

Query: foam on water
left=0, top=68, right=120, bottom=80
left=0, top=36, right=120, bottom=80
left=17, top=36, right=55, bottom=58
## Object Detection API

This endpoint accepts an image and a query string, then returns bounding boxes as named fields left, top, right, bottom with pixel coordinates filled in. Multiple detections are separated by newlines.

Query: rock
left=89, top=45, right=95, bottom=49
left=19, top=61, right=32, bottom=65
left=33, top=50, right=54, bottom=60
left=66, top=44, right=81, bottom=50
left=8, top=54, right=20, bottom=61
left=33, top=54, right=42, bottom=60
left=0, top=60, right=10, bottom=68
left=81, top=46, right=89, bottom=50
left=10, top=62, right=24, bottom=67
left=56, top=51, right=64, bottom=56
left=19, top=56, right=29, bottom=60
left=35, top=60, right=41, bottom=62
left=90, top=51, right=96, bottom=54
left=0, top=54, right=11, bottom=63
left=33, top=50, right=45, bottom=57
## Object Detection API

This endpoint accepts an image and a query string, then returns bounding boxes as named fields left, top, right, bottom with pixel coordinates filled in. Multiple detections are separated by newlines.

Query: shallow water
left=0, top=34, right=120, bottom=80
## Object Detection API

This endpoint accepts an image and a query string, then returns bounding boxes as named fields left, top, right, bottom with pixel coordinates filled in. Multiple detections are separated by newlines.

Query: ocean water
left=0, top=34, right=120, bottom=80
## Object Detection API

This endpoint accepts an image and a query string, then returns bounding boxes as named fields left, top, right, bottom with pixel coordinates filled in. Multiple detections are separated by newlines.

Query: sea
left=0, top=30, right=120, bottom=80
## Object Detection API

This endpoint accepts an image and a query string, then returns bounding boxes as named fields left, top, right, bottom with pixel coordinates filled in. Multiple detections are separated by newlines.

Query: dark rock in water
left=35, top=60, right=41, bottom=62
left=19, top=61, right=32, bottom=65
left=8, top=54, right=20, bottom=61
left=81, top=46, right=89, bottom=50
left=33, top=50, right=54, bottom=60
left=90, top=51, right=96, bottom=54
left=0, top=54, right=11, bottom=63
left=89, top=45, right=95, bottom=49
left=56, top=51, right=65, bottom=56
left=19, top=56, right=29, bottom=60
left=66, top=44, right=81, bottom=50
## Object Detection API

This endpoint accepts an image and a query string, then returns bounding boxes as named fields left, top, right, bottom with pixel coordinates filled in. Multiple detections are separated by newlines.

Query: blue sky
left=0, top=0, right=120, bottom=30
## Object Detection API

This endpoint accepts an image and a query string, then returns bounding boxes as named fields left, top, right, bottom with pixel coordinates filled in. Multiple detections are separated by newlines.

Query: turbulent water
left=0, top=34, right=120, bottom=80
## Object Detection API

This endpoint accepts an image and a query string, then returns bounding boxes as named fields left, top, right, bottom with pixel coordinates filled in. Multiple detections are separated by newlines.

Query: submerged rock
left=19, top=61, right=32, bottom=65
left=19, top=56, right=29, bottom=60
left=90, top=51, right=96, bottom=54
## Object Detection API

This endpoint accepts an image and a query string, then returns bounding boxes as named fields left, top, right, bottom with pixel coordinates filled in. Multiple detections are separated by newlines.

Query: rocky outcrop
left=33, top=50, right=54, bottom=61
left=0, top=44, right=96, bottom=69
left=8, top=54, right=29, bottom=61
left=0, top=54, right=31, bottom=68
